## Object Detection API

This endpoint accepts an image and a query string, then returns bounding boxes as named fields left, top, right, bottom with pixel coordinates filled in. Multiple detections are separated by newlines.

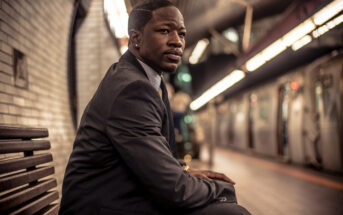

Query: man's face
left=138, top=6, right=186, bottom=73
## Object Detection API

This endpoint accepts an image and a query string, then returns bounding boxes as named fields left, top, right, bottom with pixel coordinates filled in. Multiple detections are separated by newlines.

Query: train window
left=259, top=95, right=270, bottom=121
left=315, top=74, right=334, bottom=118
left=315, top=82, right=323, bottom=115
left=237, top=101, right=244, bottom=113
left=320, top=74, right=333, bottom=88
left=250, top=94, right=257, bottom=105
left=228, top=104, right=235, bottom=143
left=230, top=103, right=237, bottom=114
left=249, top=94, right=257, bottom=119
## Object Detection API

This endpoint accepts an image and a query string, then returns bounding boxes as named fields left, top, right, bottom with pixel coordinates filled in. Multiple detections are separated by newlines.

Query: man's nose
left=168, top=31, right=183, bottom=47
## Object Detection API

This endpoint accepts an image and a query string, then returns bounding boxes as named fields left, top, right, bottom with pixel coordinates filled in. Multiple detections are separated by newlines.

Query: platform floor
left=189, top=147, right=343, bottom=215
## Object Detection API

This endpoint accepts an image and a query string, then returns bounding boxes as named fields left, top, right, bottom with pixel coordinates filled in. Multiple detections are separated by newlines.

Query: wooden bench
left=0, top=126, right=59, bottom=215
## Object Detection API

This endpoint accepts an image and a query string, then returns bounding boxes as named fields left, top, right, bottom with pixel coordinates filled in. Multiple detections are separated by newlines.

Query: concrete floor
left=189, top=147, right=343, bottom=215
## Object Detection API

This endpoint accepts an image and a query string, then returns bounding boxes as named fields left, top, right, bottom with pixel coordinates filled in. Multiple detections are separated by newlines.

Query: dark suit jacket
left=59, top=51, right=236, bottom=215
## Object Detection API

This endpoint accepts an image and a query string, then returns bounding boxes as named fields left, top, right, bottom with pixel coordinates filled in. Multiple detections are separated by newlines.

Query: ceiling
left=127, top=0, right=299, bottom=48
left=122, top=0, right=343, bottom=107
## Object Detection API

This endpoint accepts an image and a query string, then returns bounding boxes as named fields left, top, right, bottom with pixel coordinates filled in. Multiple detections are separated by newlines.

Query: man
left=59, top=1, right=250, bottom=214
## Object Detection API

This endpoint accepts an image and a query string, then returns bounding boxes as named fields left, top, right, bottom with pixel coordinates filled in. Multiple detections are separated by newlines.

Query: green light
left=181, top=73, right=192, bottom=82
left=184, top=115, right=193, bottom=124
left=177, top=72, right=192, bottom=83
left=177, top=72, right=183, bottom=81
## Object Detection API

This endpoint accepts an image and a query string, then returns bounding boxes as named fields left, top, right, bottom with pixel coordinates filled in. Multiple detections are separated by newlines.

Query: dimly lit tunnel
left=0, top=0, right=342, bottom=214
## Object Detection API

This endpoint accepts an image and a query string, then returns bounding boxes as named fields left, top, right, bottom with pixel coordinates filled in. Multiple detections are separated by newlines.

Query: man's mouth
left=164, top=50, right=183, bottom=62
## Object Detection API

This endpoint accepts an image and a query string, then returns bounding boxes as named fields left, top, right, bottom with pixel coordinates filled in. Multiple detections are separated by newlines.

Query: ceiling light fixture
left=104, top=0, right=129, bottom=54
left=190, top=70, right=245, bottom=110
left=291, top=35, right=312, bottom=51
left=313, top=0, right=343, bottom=25
left=245, top=0, right=342, bottom=72
left=282, top=20, right=315, bottom=47
left=223, top=28, right=239, bottom=43
left=189, top=39, right=210, bottom=64
left=190, top=0, right=343, bottom=111
left=312, top=13, right=343, bottom=38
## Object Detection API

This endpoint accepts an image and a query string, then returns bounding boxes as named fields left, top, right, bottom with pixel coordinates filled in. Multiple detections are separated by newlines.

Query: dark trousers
left=165, top=203, right=251, bottom=215
left=185, top=203, right=251, bottom=215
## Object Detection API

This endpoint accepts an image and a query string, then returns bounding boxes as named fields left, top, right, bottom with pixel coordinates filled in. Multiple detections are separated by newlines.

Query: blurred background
left=0, top=0, right=342, bottom=214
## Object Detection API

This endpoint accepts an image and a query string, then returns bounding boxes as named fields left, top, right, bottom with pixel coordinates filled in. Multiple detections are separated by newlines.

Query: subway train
left=195, top=50, right=343, bottom=173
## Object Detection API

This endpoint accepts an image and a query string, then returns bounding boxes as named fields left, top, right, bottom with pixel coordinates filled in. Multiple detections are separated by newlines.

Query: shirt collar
left=137, top=59, right=161, bottom=91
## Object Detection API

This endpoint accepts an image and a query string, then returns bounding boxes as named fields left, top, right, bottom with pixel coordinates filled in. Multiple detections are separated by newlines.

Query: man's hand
left=187, top=168, right=236, bottom=185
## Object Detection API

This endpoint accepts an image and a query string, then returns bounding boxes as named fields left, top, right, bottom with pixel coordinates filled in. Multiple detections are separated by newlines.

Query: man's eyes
left=158, top=29, right=169, bottom=34
left=179, top=32, right=186, bottom=38
left=157, top=29, right=186, bottom=38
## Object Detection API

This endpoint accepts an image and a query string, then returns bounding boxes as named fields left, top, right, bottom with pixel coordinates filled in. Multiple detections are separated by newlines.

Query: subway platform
left=189, top=147, right=343, bottom=215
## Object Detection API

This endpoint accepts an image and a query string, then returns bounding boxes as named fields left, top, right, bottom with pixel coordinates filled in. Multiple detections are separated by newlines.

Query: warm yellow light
left=261, top=39, right=287, bottom=61
left=312, top=13, right=343, bottom=38
left=246, top=39, right=287, bottom=72
left=244, top=0, right=343, bottom=72
left=333, top=13, right=343, bottom=25
left=190, top=70, right=245, bottom=110
left=189, top=39, right=209, bottom=64
left=282, top=20, right=315, bottom=47
left=313, top=0, right=343, bottom=25
left=190, top=1, right=343, bottom=110
left=292, top=35, right=312, bottom=51
left=120, top=45, right=128, bottom=54
left=246, top=54, right=265, bottom=72
left=318, top=25, right=329, bottom=36
left=245, top=19, right=315, bottom=72
left=104, top=0, right=129, bottom=38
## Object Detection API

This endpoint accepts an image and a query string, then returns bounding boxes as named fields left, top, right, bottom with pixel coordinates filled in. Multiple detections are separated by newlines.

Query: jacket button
left=219, top=196, right=227, bottom=202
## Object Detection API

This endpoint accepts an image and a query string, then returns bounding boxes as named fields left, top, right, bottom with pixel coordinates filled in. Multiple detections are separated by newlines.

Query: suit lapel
left=160, top=80, right=177, bottom=158
left=121, top=51, right=177, bottom=158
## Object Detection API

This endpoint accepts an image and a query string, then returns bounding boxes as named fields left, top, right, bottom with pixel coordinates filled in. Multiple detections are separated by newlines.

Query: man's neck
left=129, top=48, right=163, bottom=75
left=136, top=58, right=162, bottom=92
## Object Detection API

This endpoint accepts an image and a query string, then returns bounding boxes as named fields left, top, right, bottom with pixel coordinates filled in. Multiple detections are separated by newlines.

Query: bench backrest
left=0, top=126, right=59, bottom=215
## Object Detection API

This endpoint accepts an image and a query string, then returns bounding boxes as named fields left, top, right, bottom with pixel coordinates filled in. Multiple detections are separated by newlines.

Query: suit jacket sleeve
left=106, top=80, right=236, bottom=209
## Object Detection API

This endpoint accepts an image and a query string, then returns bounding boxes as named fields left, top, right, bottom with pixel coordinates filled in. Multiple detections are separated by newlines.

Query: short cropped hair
left=128, top=0, right=175, bottom=32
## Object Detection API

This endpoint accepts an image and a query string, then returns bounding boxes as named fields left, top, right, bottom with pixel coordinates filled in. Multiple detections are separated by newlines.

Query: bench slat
left=0, top=178, right=57, bottom=212
left=9, top=191, right=59, bottom=215
left=0, top=166, right=55, bottom=192
left=0, top=140, right=51, bottom=153
left=0, top=126, right=59, bottom=213
left=0, top=154, right=53, bottom=174
left=0, top=126, right=48, bottom=139
left=36, top=203, right=59, bottom=215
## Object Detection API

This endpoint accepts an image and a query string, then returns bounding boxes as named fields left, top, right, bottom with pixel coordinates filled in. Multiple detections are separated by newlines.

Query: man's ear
left=129, top=29, right=142, bottom=48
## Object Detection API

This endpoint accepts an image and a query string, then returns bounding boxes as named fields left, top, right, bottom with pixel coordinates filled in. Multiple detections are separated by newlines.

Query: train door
left=234, top=97, right=248, bottom=150
left=314, top=62, right=342, bottom=171
left=248, top=94, right=256, bottom=149
left=227, top=102, right=236, bottom=145
left=311, top=81, right=324, bottom=167
left=287, top=81, right=305, bottom=164
left=217, top=103, right=229, bottom=147
left=197, top=110, right=212, bottom=164
left=277, top=83, right=291, bottom=161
